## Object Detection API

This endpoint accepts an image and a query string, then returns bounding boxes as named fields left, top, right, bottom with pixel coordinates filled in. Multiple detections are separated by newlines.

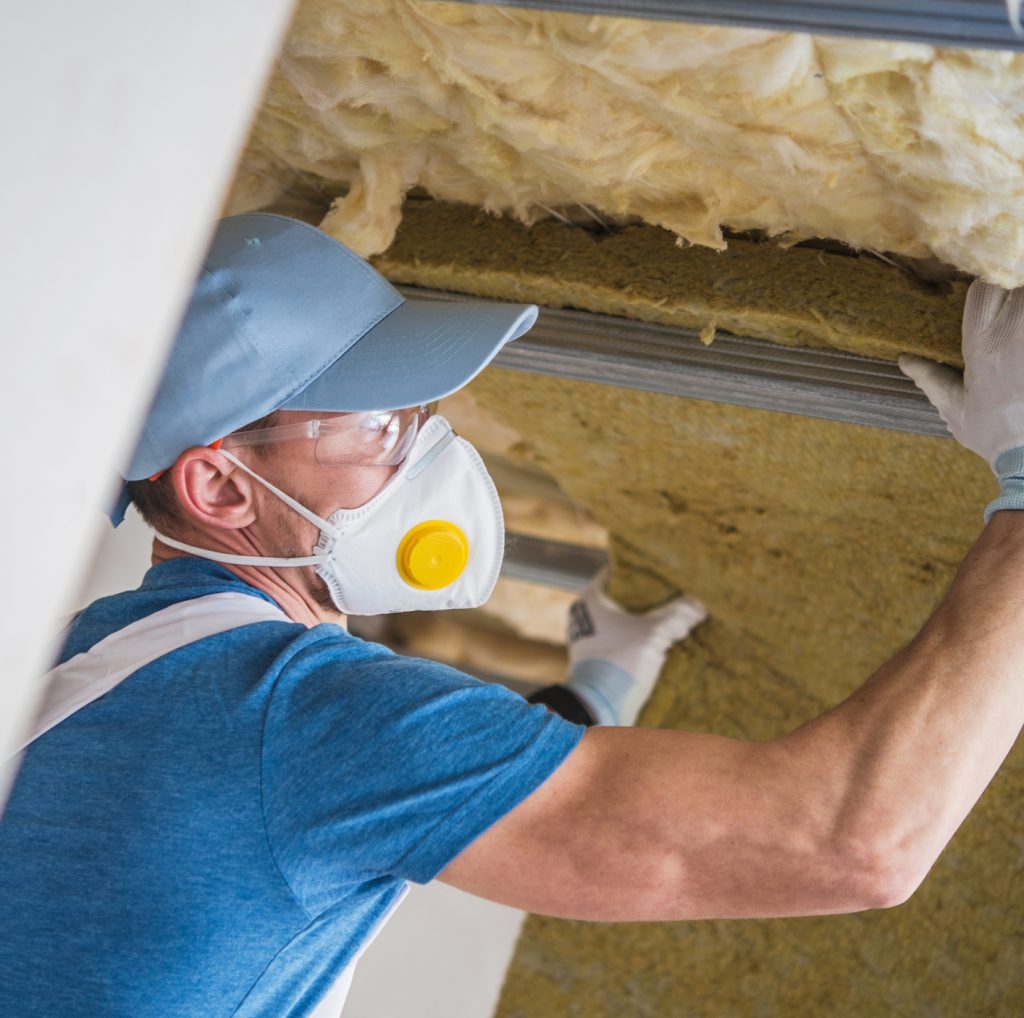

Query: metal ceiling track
left=399, top=285, right=952, bottom=439
left=455, top=0, right=1024, bottom=51
left=501, top=531, right=608, bottom=591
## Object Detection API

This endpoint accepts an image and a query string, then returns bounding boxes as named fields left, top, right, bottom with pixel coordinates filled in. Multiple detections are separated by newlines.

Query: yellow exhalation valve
left=396, top=520, right=470, bottom=590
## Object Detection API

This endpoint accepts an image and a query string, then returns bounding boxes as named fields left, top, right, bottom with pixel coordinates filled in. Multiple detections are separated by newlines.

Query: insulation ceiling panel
left=343, top=194, right=1022, bottom=1018
left=231, top=0, right=1024, bottom=284
left=472, top=365, right=1018, bottom=1018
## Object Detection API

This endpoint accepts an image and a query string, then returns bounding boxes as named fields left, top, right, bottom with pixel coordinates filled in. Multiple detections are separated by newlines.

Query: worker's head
left=115, top=214, right=534, bottom=615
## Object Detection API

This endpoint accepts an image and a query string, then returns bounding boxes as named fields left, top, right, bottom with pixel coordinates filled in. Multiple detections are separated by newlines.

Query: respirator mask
left=155, top=416, right=505, bottom=616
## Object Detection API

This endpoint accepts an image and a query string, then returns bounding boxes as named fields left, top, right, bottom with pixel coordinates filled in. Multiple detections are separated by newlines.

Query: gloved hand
left=899, top=282, right=1024, bottom=470
left=564, top=566, right=707, bottom=727
left=899, top=281, right=1024, bottom=523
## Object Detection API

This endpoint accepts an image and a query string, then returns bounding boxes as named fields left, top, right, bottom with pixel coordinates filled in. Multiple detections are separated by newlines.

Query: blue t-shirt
left=0, top=559, right=585, bottom=1017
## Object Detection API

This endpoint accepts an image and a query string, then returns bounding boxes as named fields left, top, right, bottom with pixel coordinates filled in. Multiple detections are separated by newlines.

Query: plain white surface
left=343, top=881, right=525, bottom=1018
left=0, top=0, right=295, bottom=800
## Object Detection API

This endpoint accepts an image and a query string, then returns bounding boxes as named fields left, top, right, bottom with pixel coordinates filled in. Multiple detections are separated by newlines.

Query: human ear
left=171, top=448, right=257, bottom=530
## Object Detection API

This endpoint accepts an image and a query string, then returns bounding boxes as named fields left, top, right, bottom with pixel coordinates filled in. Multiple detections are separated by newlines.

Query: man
left=0, top=213, right=702, bottom=1017
left=1, top=213, right=1022, bottom=1016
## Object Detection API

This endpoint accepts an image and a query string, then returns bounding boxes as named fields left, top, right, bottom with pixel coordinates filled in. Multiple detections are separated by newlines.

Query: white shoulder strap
left=21, top=588, right=394, bottom=1018
left=14, top=592, right=290, bottom=757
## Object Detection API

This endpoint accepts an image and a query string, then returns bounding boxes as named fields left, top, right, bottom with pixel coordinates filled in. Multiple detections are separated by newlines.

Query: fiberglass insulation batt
left=231, top=0, right=1024, bottom=284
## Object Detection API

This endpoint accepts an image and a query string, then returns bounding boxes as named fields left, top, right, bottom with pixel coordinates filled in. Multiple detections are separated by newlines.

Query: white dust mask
left=155, top=416, right=505, bottom=616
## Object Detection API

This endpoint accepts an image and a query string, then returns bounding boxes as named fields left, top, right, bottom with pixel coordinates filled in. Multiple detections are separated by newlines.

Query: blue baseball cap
left=110, top=213, right=537, bottom=525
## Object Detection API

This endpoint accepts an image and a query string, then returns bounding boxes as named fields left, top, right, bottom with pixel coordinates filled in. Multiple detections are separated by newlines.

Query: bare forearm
left=438, top=518, right=1024, bottom=924
left=784, top=510, right=1024, bottom=895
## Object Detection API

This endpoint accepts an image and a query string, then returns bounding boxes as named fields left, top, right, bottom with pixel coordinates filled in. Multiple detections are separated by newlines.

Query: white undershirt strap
left=14, top=592, right=289, bottom=757
left=19, top=588, right=400, bottom=1017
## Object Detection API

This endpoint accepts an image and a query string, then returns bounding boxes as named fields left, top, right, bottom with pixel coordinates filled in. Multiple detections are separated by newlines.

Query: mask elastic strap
left=219, top=449, right=340, bottom=539
left=153, top=449, right=339, bottom=569
left=152, top=532, right=327, bottom=568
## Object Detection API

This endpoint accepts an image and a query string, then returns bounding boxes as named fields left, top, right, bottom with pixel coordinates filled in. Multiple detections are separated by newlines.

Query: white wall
left=343, top=882, right=524, bottom=1018
left=0, top=0, right=297, bottom=800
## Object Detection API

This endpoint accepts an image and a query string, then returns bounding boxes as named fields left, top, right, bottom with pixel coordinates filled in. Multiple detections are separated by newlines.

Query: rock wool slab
left=374, top=199, right=967, bottom=365
left=477, top=370, right=1022, bottom=1018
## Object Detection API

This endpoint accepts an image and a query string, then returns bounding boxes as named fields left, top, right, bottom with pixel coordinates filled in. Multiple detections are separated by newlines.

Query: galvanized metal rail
left=399, top=285, right=952, bottom=439
left=454, top=0, right=1024, bottom=52
left=501, top=531, right=608, bottom=591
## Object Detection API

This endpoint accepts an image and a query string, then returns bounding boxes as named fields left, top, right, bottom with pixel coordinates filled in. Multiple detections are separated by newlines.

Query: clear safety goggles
left=220, top=405, right=432, bottom=467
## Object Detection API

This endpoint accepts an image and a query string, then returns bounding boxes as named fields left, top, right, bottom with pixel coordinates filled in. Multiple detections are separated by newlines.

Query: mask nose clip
left=406, top=425, right=456, bottom=481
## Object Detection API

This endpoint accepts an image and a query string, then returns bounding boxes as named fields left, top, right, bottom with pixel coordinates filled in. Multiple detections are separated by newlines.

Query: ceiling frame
left=401, top=286, right=952, bottom=439
left=454, top=0, right=1024, bottom=51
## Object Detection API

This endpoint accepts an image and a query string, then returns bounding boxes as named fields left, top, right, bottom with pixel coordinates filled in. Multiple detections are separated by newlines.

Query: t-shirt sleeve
left=260, top=637, right=586, bottom=909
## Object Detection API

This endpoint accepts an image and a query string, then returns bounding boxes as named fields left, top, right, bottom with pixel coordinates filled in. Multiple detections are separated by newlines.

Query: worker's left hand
left=899, top=281, right=1024, bottom=472
left=565, top=567, right=707, bottom=726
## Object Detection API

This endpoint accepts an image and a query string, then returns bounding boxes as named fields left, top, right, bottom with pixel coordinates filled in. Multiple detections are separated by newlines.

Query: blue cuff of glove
left=984, top=446, right=1024, bottom=524
left=565, top=658, right=634, bottom=727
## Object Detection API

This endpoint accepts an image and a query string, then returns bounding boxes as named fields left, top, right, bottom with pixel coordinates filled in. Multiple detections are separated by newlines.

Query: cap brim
left=281, top=298, right=538, bottom=412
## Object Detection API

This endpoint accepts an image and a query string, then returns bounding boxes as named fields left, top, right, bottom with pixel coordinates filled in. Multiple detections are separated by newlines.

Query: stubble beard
left=267, top=493, right=344, bottom=618
left=308, top=571, right=341, bottom=615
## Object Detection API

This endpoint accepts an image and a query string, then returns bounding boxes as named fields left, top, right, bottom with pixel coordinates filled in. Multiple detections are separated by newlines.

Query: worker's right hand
left=899, top=282, right=1024, bottom=473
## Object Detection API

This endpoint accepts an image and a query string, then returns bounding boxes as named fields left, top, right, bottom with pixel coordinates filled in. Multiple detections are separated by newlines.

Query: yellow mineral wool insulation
left=374, top=199, right=966, bottom=365
left=479, top=577, right=576, bottom=647
left=369, top=193, right=1021, bottom=1009
left=464, top=368, right=1021, bottom=1017
left=438, top=387, right=525, bottom=459
left=440, top=386, right=609, bottom=547
left=498, top=485, right=607, bottom=547
left=229, top=0, right=1024, bottom=284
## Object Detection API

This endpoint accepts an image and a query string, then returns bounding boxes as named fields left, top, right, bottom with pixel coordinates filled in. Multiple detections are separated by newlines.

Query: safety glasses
left=221, top=405, right=432, bottom=467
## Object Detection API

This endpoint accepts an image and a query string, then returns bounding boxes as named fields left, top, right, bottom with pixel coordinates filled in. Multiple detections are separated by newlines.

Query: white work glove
left=899, top=282, right=1024, bottom=522
left=899, top=281, right=1024, bottom=469
left=564, top=566, right=707, bottom=726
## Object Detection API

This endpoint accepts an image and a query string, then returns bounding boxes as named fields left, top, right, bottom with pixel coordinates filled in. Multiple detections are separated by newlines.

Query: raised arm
left=439, top=283, right=1024, bottom=922
left=440, top=511, right=1024, bottom=921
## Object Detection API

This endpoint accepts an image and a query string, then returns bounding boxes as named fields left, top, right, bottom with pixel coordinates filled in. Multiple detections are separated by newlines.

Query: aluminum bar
left=399, top=286, right=952, bottom=439
left=454, top=0, right=1024, bottom=52
left=501, top=531, right=609, bottom=591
